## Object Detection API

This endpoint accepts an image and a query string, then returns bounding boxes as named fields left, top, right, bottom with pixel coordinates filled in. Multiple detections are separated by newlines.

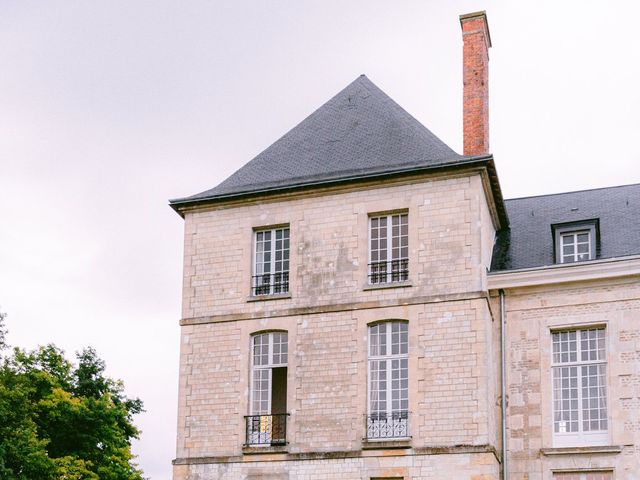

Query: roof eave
left=169, top=154, right=509, bottom=227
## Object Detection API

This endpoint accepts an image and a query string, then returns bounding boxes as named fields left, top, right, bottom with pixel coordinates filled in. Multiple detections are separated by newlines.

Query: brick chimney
left=460, top=11, right=491, bottom=156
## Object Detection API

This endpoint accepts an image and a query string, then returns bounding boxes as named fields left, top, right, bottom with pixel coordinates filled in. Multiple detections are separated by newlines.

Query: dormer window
left=553, top=221, right=598, bottom=264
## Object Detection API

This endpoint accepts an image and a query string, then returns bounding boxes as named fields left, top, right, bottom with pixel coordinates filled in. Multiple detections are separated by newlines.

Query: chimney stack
left=460, top=11, right=491, bottom=156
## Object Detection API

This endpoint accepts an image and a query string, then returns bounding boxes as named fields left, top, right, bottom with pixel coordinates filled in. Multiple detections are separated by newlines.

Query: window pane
left=272, top=332, right=288, bottom=365
left=253, top=334, right=270, bottom=366
left=581, top=364, right=607, bottom=431
left=580, top=328, right=606, bottom=361
left=252, top=369, right=270, bottom=414
left=553, top=366, right=579, bottom=433
left=369, top=359, right=387, bottom=413
left=378, top=323, right=387, bottom=356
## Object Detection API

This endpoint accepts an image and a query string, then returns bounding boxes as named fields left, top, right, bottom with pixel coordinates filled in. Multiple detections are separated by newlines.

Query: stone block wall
left=172, top=451, right=499, bottom=480
left=179, top=172, right=496, bottom=321
left=173, top=170, right=502, bottom=478
left=175, top=300, right=499, bottom=460
left=501, top=277, right=640, bottom=480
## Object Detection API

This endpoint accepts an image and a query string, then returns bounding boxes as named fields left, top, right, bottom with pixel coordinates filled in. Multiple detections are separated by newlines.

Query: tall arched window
left=367, top=321, right=408, bottom=439
left=247, top=331, right=288, bottom=445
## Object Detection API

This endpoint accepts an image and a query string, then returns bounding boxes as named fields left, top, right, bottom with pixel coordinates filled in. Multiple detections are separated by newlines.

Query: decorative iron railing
left=252, top=272, right=289, bottom=296
left=244, top=413, right=289, bottom=446
left=368, top=259, right=409, bottom=284
left=366, top=411, right=409, bottom=439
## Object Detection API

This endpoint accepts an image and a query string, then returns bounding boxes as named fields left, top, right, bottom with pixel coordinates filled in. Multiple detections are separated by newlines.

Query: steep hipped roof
left=491, top=183, right=640, bottom=271
left=171, top=75, right=470, bottom=205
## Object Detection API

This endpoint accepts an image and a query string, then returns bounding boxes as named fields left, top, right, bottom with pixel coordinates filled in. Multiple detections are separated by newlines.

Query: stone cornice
left=170, top=158, right=508, bottom=229
left=540, top=445, right=623, bottom=456
left=180, top=291, right=490, bottom=326
left=487, top=255, right=640, bottom=290
left=172, top=443, right=499, bottom=465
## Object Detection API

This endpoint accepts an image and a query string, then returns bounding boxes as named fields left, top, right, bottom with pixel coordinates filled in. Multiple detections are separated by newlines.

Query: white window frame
left=249, top=331, right=288, bottom=415
left=248, top=331, right=288, bottom=445
left=252, top=226, right=290, bottom=296
left=368, top=213, right=409, bottom=285
left=551, top=327, right=609, bottom=447
left=559, top=231, right=592, bottom=263
left=367, top=321, right=409, bottom=439
left=553, top=222, right=597, bottom=264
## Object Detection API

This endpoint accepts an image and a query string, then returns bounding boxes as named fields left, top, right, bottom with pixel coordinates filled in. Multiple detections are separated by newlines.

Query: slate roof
left=491, top=183, right=640, bottom=271
left=171, top=75, right=471, bottom=206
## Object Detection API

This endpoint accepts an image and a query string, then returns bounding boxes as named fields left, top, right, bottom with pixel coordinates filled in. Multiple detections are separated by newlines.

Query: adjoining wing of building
left=169, top=11, right=640, bottom=480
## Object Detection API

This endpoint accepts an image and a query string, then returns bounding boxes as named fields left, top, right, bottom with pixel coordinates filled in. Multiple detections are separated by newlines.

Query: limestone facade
left=491, top=275, right=640, bottom=480
left=173, top=166, right=640, bottom=479
left=173, top=170, right=504, bottom=479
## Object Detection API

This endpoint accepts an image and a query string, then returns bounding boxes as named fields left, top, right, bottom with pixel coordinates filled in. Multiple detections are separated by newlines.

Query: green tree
left=0, top=313, right=145, bottom=480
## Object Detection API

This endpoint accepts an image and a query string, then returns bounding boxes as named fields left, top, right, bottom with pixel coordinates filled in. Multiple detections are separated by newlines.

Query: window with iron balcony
left=366, top=321, right=409, bottom=440
left=252, top=226, right=290, bottom=296
left=246, top=331, right=289, bottom=446
left=368, top=213, right=408, bottom=285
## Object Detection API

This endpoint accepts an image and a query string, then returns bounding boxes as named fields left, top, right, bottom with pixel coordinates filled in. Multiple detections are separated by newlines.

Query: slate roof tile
left=491, top=183, right=640, bottom=271
left=171, top=75, right=465, bottom=204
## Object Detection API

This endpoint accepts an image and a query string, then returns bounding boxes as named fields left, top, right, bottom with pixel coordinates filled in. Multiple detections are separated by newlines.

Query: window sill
left=361, top=438, right=412, bottom=450
left=540, top=445, right=622, bottom=456
left=363, top=281, right=412, bottom=291
left=242, top=445, right=288, bottom=455
left=247, top=293, right=292, bottom=302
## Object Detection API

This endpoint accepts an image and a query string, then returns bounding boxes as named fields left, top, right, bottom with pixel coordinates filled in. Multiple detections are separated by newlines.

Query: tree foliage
left=0, top=313, right=145, bottom=480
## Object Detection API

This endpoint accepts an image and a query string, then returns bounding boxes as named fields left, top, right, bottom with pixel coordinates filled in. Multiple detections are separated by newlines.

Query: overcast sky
left=1, top=1, right=638, bottom=478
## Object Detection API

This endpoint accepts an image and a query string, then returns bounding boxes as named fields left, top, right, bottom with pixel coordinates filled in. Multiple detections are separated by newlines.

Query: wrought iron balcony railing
left=252, top=271, right=289, bottom=296
left=366, top=411, right=409, bottom=440
left=244, top=413, right=289, bottom=446
left=368, top=259, right=409, bottom=285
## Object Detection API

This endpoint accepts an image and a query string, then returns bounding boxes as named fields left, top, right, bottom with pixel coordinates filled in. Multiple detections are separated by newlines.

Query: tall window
left=552, top=328, right=608, bottom=447
left=253, top=227, right=289, bottom=296
left=367, top=321, right=408, bottom=439
left=369, top=213, right=408, bottom=284
left=247, top=332, right=288, bottom=445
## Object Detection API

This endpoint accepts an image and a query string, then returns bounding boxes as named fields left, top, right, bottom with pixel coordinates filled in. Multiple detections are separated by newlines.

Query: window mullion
left=386, top=326, right=393, bottom=416
left=270, top=230, right=276, bottom=294
left=267, top=334, right=273, bottom=414
left=250, top=342, right=256, bottom=415
left=386, top=216, right=392, bottom=283
left=266, top=367, right=272, bottom=415
left=268, top=332, right=274, bottom=367
left=576, top=334, right=584, bottom=439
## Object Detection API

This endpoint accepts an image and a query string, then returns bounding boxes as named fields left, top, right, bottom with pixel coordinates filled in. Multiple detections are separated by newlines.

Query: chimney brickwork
left=460, top=11, right=491, bottom=156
